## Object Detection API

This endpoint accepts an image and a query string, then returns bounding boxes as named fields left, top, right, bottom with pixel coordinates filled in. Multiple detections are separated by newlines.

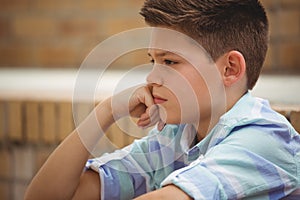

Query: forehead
left=149, top=28, right=196, bottom=52
left=148, top=27, right=211, bottom=63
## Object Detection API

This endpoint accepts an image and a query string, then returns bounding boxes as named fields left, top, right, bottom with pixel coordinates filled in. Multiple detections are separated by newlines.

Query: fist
left=111, top=85, right=165, bottom=130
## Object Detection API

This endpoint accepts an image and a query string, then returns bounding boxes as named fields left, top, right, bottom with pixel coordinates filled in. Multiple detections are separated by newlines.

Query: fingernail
left=158, top=122, right=165, bottom=131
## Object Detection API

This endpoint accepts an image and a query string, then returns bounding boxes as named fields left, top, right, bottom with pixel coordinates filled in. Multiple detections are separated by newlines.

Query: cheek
left=181, top=74, right=212, bottom=121
left=163, top=91, right=180, bottom=112
left=159, top=68, right=205, bottom=123
left=193, top=80, right=212, bottom=112
left=163, top=88, right=201, bottom=124
left=155, top=91, right=181, bottom=124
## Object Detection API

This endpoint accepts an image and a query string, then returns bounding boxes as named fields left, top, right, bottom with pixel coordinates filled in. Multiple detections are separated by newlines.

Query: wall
left=0, top=0, right=146, bottom=68
left=0, top=100, right=143, bottom=199
left=262, top=0, right=300, bottom=73
left=0, top=0, right=299, bottom=72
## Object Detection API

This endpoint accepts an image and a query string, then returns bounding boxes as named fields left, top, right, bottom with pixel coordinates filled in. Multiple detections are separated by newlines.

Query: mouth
left=153, top=94, right=167, bottom=104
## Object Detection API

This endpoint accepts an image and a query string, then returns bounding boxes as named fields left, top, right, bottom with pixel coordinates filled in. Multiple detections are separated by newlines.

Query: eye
left=164, top=59, right=177, bottom=65
left=149, top=59, right=155, bottom=64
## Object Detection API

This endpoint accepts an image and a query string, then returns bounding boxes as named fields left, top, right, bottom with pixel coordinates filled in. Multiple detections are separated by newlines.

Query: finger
left=157, top=120, right=166, bottom=131
left=130, top=103, right=147, bottom=118
left=137, top=107, right=160, bottom=128
left=138, top=104, right=157, bottom=121
left=137, top=86, right=154, bottom=108
left=147, top=105, right=160, bottom=125
left=137, top=118, right=151, bottom=127
left=139, top=112, right=150, bottom=121
left=129, top=86, right=154, bottom=119
left=137, top=110, right=158, bottom=126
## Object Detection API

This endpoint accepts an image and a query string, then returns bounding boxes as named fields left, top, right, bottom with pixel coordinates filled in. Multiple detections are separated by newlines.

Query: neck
left=195, top=111, right=221, bottom=142
left=195, top=90, right=247, bottom=142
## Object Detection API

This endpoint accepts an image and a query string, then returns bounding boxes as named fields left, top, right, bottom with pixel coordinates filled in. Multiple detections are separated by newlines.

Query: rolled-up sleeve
left=85, top=124, right=193, bottom=200
left=161, top=159, right=228, bottom=199
left=161, top=126, right=300, bottom=200
left=86, top=143, right=155, bottom=200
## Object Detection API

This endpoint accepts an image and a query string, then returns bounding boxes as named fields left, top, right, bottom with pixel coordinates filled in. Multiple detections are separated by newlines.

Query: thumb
left=142, top=88, right=154, bottom=108
left=157, top=120, right=166, bottom=131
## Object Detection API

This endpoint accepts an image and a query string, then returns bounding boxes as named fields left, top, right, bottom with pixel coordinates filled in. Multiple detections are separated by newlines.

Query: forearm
left=24, top=132, right=91, bottom=200
left=25, top=99, right=114, bottom=200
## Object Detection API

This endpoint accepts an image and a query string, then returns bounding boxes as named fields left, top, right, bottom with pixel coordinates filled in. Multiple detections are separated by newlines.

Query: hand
left=110, top=85, right=165, bottom=130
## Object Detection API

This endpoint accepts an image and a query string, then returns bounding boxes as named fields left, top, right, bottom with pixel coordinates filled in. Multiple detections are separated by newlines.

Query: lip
left=153, top=94, right=167, bottom=104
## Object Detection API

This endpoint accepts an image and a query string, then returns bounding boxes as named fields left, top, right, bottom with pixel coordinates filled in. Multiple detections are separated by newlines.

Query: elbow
left=24, top=184, right=38, bottom=200
left=24, top=182, right=51, bottom=200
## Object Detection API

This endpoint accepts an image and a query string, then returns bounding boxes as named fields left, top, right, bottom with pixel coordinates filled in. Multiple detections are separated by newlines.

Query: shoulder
left=220, top=92, right=297, bottom=137
left=218, top=122, right=300, bottom=174
left=209, top=92, right=300, bottom=165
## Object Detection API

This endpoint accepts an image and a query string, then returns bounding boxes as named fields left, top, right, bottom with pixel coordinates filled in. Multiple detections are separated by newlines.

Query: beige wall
left=0, top=0, right=145, bottom=68
left=0, top=0, right=299, bottom=72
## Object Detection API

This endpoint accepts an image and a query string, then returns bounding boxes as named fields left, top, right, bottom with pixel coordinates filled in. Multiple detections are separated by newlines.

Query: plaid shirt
left=86, top=92, right=300, bottom=200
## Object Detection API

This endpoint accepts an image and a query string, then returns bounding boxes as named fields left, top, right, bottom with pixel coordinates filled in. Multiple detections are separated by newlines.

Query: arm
left=134, top=185, right=193, bottom=200
left=24, top=99, right=113, bottom=200
left=25, top=86, right=158, bottom=200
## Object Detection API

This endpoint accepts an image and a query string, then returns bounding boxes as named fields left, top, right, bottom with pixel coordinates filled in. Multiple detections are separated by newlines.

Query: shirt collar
left=191, top=92, right=270, bottom=155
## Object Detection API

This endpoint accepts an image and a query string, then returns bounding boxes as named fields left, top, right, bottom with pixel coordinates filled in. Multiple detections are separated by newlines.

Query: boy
left=25, top=0, right=300, bottom=199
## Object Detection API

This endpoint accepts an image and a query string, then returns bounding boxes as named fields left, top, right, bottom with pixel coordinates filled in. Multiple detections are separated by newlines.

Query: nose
left=146, top=64, right=164, bottom=86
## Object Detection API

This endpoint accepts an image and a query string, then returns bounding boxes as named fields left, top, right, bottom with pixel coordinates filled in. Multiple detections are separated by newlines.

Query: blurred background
left=0, top=0, right=299, bottom=199
left=0, top=0, right=299, bottom=72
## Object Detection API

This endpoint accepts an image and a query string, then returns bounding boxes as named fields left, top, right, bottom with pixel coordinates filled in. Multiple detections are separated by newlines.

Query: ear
left=221, top=50, right=246, bottom=87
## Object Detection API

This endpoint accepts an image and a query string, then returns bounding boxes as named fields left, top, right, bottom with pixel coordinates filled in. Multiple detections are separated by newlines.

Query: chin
left=164, top=116, right=182, bottom=125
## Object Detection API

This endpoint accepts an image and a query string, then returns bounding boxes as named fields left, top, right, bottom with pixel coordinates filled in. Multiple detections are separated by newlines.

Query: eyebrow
left=147, top=51, right=173, bottom=58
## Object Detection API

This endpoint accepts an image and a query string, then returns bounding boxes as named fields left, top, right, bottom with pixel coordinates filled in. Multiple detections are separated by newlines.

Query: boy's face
left=146, top=28, right=226, bottom=128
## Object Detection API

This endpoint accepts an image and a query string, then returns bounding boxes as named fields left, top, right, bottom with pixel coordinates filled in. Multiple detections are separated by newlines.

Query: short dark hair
left=140, top=0, right=269, bottom=89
